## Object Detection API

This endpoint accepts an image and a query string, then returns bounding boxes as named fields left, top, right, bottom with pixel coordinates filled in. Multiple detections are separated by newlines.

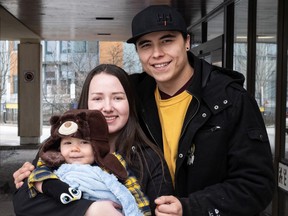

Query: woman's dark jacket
left=129, top=52, right=275, bottom=216
left=13, top=147, right=173, bottom=216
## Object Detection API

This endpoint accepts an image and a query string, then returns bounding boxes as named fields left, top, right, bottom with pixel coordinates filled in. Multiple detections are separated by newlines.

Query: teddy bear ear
left=50, top=115, right=60, bottom=125
left=40, top=150, right=66, bottom=167
left=39, top=138, right=65, bottom=167
left=77, top=110, right=88, bottom=120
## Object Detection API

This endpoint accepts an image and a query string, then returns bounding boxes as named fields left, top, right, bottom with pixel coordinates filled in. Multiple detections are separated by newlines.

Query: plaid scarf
left=113, top=153, right=151, bottom=215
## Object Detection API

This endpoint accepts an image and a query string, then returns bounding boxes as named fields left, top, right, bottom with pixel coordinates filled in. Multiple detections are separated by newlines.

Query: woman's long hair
left=78, top=64, right=164, bottom=181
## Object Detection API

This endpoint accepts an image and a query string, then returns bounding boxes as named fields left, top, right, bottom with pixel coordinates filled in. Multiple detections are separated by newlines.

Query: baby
left=28, top=109, right=149, bottom=215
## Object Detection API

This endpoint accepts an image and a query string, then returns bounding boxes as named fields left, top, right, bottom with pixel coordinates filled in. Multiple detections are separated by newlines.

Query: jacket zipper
left=180, top=94, right=201, bottom=166
left=141, top=109, right=161, bottom=147
left=180, top=94, right=200, bottom=138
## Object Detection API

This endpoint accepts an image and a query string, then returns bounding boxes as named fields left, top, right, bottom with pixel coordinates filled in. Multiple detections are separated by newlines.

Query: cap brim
left=127, top=28, right=187, bottom=44
left=126, top=36, right=140, bottom=44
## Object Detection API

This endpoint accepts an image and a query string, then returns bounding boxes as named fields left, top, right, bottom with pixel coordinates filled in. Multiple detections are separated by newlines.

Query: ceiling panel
left=0, top=0, right=277, bottom=43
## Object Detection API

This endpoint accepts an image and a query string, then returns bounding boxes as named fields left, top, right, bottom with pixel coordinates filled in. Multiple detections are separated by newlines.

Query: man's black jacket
left=129, top=52, right=275, bottom=216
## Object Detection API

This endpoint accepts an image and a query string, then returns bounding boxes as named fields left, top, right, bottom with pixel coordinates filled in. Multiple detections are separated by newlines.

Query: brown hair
left=78, top=64, right=164, bottom=181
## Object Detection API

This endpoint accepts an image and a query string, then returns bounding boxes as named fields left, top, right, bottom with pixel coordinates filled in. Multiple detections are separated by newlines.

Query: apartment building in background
left=0, top=40, right=141, bottom=124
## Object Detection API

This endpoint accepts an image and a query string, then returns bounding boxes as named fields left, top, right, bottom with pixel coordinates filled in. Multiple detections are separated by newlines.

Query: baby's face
left=60, top=137, right=94, bottom=164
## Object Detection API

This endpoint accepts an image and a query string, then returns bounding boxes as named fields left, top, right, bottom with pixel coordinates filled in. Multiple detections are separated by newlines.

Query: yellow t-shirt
left=155, top=88, right=192, bottom=185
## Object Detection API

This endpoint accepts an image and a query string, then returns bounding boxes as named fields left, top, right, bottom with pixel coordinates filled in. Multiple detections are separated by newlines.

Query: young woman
left=13, top=64, right=173, bottom=216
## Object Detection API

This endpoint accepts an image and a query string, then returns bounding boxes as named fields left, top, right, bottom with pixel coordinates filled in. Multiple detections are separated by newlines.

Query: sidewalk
left=0, top=123, right=50, bottom=147
left=0, top=148, right=38, bottom=216
left=0, top=124, right=48, bottom=216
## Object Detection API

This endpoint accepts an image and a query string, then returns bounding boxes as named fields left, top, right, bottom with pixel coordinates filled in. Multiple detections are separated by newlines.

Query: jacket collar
left=186, top=52, right=245, bottom=114
left=135, top=51, right=246, bottom=118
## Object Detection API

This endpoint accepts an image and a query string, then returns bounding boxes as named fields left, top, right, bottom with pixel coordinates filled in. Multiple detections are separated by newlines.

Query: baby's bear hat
left=39, top=109, right=128, bottom=180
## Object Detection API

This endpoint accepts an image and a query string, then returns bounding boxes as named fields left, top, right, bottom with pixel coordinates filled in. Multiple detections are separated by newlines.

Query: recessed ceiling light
left=236, top=35, right=275, bottom=39
left=97, top=33, right=111, bottom=35
left=257, top=36, right=275, bottom=39
left=95, top=17, right=114, bottom=20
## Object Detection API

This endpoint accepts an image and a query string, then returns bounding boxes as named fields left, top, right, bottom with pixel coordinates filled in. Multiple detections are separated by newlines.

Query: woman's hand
left=84, top=201, right=123, bottom=216
left=13, top=161, right=35, bottom=189
left=155, top=195, right=183, bottom=216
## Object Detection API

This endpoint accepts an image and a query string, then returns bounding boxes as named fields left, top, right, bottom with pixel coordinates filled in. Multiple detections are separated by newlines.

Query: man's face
left=135, top=31, right=192, bottom=94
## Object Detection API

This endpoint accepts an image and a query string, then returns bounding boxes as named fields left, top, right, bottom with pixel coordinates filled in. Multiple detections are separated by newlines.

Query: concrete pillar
left=18, top=41, right=42, bottom=145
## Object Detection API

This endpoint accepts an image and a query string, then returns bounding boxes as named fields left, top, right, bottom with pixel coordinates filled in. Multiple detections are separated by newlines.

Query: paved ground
left=0, top=148, right=38, bottom=216
left=0, top=124, right=42, bottom=216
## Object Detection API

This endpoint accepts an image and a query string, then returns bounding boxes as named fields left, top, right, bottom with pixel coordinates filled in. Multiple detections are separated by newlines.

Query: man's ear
left=186, top=34, right=191, bottom=49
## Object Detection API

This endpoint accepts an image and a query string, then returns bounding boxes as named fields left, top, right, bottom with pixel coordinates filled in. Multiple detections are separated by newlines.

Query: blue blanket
left=55, top=164, right=143, bottom=216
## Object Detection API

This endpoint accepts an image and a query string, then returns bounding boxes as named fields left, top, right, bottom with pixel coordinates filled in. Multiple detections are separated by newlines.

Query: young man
left=127, top=5, right=275, bottom=216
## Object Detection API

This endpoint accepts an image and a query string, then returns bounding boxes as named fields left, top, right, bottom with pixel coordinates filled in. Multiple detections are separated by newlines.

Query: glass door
left=191, top=35, right=223, bottom=67
left=276, top=0, right=288, bottom=215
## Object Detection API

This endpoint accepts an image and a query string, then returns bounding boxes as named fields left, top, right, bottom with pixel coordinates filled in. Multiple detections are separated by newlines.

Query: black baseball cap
left=127, top=5, right=188, bottom=44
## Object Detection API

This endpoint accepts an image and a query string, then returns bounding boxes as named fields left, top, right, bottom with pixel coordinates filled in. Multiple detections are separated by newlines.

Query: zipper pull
left=187, top=144, right=195, bottom=165
left=210, top=126, right=221, bottom=132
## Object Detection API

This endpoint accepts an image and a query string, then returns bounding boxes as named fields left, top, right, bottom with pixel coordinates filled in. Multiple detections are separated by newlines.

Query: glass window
left=285, top=0, right=288, bottom=163
left=87, top=41, right=99, bottom=53
left=207, top=11, right=224, bottom=41
left=73, top=41, right=86, bottom=53
left=233, top=0, right=248, bottom=86
left=12, top=75, right=17, bottom=93
left=61, top=41, right=71, bottom=53
left=255, top=0, right=277, bottom=158
left=46, top=41, right=57, bottom=55
left=189, top=24, right=202, bottom=48
left=13, top=41, right=19, bottom=51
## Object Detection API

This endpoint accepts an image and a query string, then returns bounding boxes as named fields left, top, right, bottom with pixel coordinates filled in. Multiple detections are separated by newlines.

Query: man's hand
left=155, top=195, right=183, bottom=216
left=13, top=161, right=35, bottom=189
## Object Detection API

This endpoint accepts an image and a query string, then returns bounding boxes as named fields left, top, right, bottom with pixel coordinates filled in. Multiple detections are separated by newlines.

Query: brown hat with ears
left=39, top=109, right=128, bottom=180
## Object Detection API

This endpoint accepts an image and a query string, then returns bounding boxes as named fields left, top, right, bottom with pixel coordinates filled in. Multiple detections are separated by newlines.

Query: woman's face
left=87, top=73, right=129, bottom=135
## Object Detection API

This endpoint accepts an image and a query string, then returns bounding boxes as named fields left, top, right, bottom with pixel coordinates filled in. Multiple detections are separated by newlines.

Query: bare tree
left=234, top=42, right=276, bottom=124
left=255, top=43, right=276, bottom=107
left=234, top=42, right=276, bottom=106
left=0, top=41, right=17, bottom=122
left=42, top=41, right=99, bottom=122
left=1, top=41, right=99, bottom=124
left=100, top=42, right=142, bottom=74
left=69, top=51, right=98, bottom=101
left=123, top=44, right=142, bottom=74
left=107, top=43, right=123, bottom=66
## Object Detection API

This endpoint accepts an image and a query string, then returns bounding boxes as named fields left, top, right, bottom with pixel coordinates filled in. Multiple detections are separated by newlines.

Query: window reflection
left=255, top=0, right=277, bottom=158
left=234, top=0, right=248, bottom=87
left=207, top=11, right=224, bottom=41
